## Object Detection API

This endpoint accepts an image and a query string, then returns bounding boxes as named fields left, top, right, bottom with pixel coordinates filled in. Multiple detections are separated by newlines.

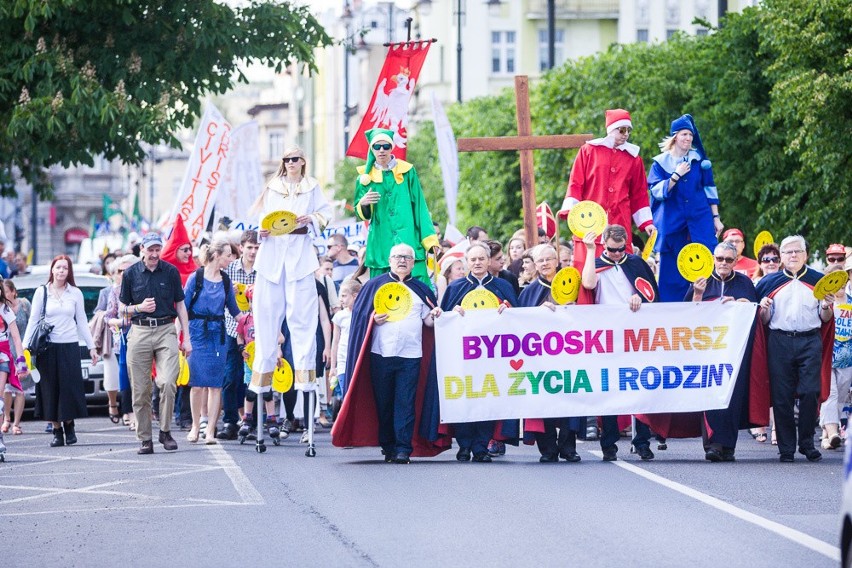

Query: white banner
left=435, top=302, right=757, bottom=422
left=431, top=93, right=459, bottom=226
left=171, top=103, right=232, bottom=243
left=313, top=217, right=368, bottom=257
left=215, top=121, right=262, bottom=231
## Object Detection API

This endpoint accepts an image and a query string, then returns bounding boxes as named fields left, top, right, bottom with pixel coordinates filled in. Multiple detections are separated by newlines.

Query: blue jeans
left=455, top=421, right=493, bottom=455
left=222, top=336, right=246, bottom=425
left=369, top=354, right=420, bottom=455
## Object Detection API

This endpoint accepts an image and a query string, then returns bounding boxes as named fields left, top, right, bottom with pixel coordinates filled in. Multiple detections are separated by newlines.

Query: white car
left=13, top=271, right=110, bottom=406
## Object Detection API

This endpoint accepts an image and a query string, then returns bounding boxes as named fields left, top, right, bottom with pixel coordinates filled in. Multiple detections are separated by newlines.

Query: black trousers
left=535, top=418, right=577, bottom=458
left=767, top=330, right=822, bottom=455
left=34, top=342, right=88, bottom=422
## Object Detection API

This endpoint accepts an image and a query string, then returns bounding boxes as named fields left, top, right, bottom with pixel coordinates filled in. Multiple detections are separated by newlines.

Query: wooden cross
left=457, top=75, right=592, bottom=247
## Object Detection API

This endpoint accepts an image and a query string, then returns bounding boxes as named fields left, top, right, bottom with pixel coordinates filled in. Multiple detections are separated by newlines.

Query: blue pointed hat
left=670, top=114, right=710, bottom=166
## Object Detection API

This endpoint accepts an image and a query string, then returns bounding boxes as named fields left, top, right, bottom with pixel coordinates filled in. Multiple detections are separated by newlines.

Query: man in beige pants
left=120, top=232, right=192, bottom=454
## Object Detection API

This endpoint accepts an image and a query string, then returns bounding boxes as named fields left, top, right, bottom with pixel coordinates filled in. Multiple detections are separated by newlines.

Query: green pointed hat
left=360, top=128, right=395, bottom=186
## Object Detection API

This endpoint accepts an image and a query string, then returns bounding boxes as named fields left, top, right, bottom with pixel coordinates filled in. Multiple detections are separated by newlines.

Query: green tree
left=0, top=0, right=331, bottom=197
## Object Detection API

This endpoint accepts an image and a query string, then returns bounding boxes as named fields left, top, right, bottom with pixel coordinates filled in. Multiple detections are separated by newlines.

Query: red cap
left=722, top=228, right=744, bottom=241
left=605, top=109, right=632, bottom=133
left=826, top=243, right=846, bottom=256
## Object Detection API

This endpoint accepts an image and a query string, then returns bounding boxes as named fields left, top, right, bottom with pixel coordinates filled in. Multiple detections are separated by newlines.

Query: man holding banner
left=581, top=225, right=658, bottom=461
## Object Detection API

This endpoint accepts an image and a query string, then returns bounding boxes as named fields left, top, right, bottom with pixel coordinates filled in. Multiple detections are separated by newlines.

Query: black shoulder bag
left=27, top=285, right=54, bottom=360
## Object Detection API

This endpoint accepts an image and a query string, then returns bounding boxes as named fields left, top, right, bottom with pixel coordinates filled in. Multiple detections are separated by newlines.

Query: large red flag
left=345, top=41, right=432, bottom=160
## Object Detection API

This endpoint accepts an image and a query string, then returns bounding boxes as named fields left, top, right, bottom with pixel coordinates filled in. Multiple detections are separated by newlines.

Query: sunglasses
left=372, top=143, right=393, bottom=151
left=282, top=156, right=302, bottom=164
left=761, top=256, right=779, bottom=264
left=827, top=256, right=845, bottom=263
left=606, top=245, right=626, bottom=253
left=616, top=127, right=632, bottom=135
left=714, top=256, right=736, bottom=264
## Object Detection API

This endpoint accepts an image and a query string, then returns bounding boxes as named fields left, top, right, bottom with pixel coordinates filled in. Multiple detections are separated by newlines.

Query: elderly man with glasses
left=332, top=244, right=450, bottom=464
left=755, top=235, right=835, bottom=463
left=354, top=128, right=440, bottom=286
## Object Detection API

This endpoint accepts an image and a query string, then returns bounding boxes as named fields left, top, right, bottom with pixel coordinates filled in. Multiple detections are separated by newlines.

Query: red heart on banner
left=510, top=359, right=524, bottom=371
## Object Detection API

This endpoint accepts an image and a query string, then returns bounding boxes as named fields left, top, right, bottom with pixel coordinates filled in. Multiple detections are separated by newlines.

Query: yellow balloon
left=244, top=341, right=256, bottom=369
left=272, top=359, right=294, bottom=393
left=753, top=230, right=774, bottom=259
left=677, top=243, right=714, bottom=282
left=261, top=210, right=299, bottom=236
left=235, top=282, right=250, bottom=311
left=373, top=282, right=413, bottom=322
left=567, top=201, right=607, bottom=239
left=551, top=267, right=581, bottom=305
left=460, top=289, right=501, bottom=310
left=176, top=353, right=190, bottom=386
left=813, top=271, right=849, bottom=300
left=642, top=230, right=658, bottom=261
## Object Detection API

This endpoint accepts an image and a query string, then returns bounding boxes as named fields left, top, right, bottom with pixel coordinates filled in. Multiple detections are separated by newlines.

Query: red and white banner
left=537, top=202, right=556, bottom=239
left=216, top=121, right=262, bottom=231
left=345, top=41, right=432, bottom=160
left=171, top=103, right=232, bottom=242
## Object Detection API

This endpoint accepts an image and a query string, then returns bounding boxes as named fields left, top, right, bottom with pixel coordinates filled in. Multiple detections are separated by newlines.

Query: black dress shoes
left=456, top=447, right=472, bottom=462
left=799, top=447, right=822, bottom=462
left=472, top=452, right=492, bottom=463
left=779, top=452, right=794, bottom=463
left=636, top=446, right=655, bottom=461
left=721, top=448, right=736, bottom=462
left=560, top=450, right=581, bottom=462
left=394, top=452, right=411, bottom=464
left=539, top=454, right=558, bottom=463
left=704, top=448, right=723, bottom=462
left=602, top=447, right=618, bottom=461
left=138, top=440, right=154, bottom=455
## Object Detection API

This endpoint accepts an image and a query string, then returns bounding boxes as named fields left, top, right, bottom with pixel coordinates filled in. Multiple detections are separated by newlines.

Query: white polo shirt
left=371, top=290, right=430, bottom=359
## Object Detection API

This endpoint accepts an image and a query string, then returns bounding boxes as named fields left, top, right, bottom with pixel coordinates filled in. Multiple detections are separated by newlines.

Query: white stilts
left=305, top=390, right=316, bottom=457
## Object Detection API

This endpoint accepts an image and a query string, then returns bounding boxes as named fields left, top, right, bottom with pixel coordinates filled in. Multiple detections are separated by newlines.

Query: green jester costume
left=354, top=128, right=440, bottom=286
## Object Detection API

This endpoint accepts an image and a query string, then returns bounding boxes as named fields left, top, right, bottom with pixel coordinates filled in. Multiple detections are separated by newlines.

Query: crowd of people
left=1, top=118, right=850, bottom=470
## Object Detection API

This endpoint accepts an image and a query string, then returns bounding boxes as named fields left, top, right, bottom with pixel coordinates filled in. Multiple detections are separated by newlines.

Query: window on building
left=268, top=131, right=285, bottom=160
left=491, top=31, right=516, bottom=75
left=666, top=29, right=677, bottom=40
left=538, top=28, right=565, bottom=72
left=696, top=28, right=708, bottom=37
left=637, top=29, right=649, bottom=43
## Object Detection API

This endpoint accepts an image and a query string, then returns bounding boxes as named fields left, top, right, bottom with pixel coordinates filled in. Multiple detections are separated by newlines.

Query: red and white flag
left=345, top=41, right=432, bottom=160
left=537, top=202, right=557, bottom=239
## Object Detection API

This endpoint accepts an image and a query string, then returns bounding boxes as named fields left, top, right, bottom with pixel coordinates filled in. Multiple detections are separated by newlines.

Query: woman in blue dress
left=184, top=237, right=240, bottom=443
left=648, top=114, right=724, bottom=302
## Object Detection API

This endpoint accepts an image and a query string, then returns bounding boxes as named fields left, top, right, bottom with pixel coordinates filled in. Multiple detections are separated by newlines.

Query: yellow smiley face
left=551, top=267, right=581, bottom=305
left=567, top=201, right=607, bottom=239
left=752, top=230, right=774, bottom=259
left=814, top=271, right=849, bottom=300
left=243, top=341, right=256, bottom=369
left=461, top=289, right=501, bottom=310
left=272, top=359, right=294, bottom=393
left=261, top=210, right=298, bottom=236
left=373, top=282, right=413, bottom=322
left=677, top=243, right=714, bottom=282
left=235, top=283, right=250, bottom=311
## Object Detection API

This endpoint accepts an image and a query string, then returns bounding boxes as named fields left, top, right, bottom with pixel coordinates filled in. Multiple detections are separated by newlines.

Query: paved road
left=0, top=417, right=843, bottom=567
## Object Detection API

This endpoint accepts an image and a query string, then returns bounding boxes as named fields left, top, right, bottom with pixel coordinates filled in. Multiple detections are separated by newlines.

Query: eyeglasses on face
left=616, top=127, right=632, bottom=135
left=761, top=256, right=779, bottom=264
left=535, top=256, right=557, bottom=264
left=372, top=143, right=393, bottom=151
left=781, top=249, right=804, bottom=255
left=606, top=245, right=626, bottom=253
left=391, top=254, right=413, bottom=261
left=714, top=256, right=736, bottom=264
left=282, top=156, right=302, bottom=164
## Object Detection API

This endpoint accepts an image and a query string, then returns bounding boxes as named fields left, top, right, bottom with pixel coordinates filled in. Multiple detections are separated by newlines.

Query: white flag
left=216, top=121, right=263, bottom=231
left=171, top=103, right=232, bottom=243
left=431, top=93, right=459, bottom=226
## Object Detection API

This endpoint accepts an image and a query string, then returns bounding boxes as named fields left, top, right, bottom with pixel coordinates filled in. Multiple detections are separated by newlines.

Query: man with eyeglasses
left=723, top=228, right=759, bottom=279
left=755, top=235, right=835, bottom=463
left=558, top=109, right=655, bottom=271
left=332, top=244, right=450, bottom=464
left=641, top=242, right=760, bottom=462
left=581, top=224, right=659, bottom=461
left=354, top=128, right=440, bottom=287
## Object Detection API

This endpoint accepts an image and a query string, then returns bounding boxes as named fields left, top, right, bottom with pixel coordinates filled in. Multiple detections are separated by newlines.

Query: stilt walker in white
left=250, top=145, right=332, bottom=456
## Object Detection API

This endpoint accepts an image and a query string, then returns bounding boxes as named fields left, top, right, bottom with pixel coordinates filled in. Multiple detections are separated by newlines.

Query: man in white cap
left=557, top=109, right=655, bottom=270
left=354, top=128, right=439, bottom=286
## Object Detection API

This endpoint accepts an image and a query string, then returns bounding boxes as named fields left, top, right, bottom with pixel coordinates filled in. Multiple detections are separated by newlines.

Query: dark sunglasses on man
left=714, top=256, right=736, bottom=264
left=372, top=143, right=393, bottom=151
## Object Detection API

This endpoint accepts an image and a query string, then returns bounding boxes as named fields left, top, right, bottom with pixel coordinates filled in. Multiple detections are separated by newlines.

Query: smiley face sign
left=642, top=230, right=658, bottom=261
left=272, top=359, right=294, bottom=393
left=261, top=210, right=299, bottom=236
left=176, top=352, right=190, bottom=387
left=813, top=270, right=849, bottom=300
left=567, top=201, right=607, bottom=239
left=677, top=243, right=714, bottom=282
left=753, top=230, right=774, bottom=259
left=235, top=282, right=250, bottom=311
left=461, top=289, right=501, bottom=310
left=373, top=282, right=413, bottom=322
left=23, top=349, right=32, bottom=371
left=551, top=267, right=581, bottom=305
left=243, top=341, right=256, bottom=369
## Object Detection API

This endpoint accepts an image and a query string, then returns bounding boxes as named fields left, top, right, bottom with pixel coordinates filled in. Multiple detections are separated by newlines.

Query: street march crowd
left=1, top=110, right=850, bottom=471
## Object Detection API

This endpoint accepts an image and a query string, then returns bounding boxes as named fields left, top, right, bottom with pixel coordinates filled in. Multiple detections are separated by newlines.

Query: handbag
left=27, top=285, right=54, bottom=359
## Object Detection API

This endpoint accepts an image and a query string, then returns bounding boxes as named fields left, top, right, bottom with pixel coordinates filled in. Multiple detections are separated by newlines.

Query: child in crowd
left=0, top=282, right=28, bottom=461
left=329, top=279, right=361, bottom=419
left=236, top=286, right=285, bottom=442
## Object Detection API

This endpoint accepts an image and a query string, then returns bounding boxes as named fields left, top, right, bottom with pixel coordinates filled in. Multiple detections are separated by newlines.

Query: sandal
left=12, top=425, right=22, bottom=435
left=755, top=433, right=767, bottom=443
left=108, top=405, right=121, bottom=424
left=1, top=421, right=9, bottom=433
left=122, top=414, right=131, bottom=426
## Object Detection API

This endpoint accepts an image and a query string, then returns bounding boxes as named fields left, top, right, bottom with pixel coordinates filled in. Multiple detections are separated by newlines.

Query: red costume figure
left=558, top=109, right=654, bottom=269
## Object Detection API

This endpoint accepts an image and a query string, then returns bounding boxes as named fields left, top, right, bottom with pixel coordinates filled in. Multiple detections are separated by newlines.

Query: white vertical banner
left=216, top=121, right=262, bottom=231
left=431, top=92, right=459, bottom=226
left=171, top=103, right=232, bottom=243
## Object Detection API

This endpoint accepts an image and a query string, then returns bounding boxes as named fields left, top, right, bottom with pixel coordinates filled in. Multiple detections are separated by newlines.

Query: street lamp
left=342, top=2, right=354, bottom=153
left=455, top=0, right=465, bottom=103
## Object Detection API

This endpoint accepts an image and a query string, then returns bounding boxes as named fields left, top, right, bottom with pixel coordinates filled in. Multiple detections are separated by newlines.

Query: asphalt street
left=0, top=416, right=843, bottom=568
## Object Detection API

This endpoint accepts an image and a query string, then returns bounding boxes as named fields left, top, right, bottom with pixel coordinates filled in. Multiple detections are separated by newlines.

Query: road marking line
left=592, top=451, right=840, bottom=561
left=207, top=444, right=264, bottom=505
left=0, top=502, right=253, bottom=518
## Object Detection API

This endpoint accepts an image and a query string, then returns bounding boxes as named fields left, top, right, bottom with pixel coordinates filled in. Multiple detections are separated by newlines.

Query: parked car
left=13, top=271, right=111, bottom=408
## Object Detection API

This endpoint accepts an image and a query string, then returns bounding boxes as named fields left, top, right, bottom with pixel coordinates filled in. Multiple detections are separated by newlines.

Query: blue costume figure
left=649, top=114, right=721, bottom=302
left=441, top=270, right=519, bottom=462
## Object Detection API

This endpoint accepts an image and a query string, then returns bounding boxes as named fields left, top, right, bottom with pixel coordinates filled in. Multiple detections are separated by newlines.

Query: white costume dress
left=252, top=175, right=332, bottom=391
